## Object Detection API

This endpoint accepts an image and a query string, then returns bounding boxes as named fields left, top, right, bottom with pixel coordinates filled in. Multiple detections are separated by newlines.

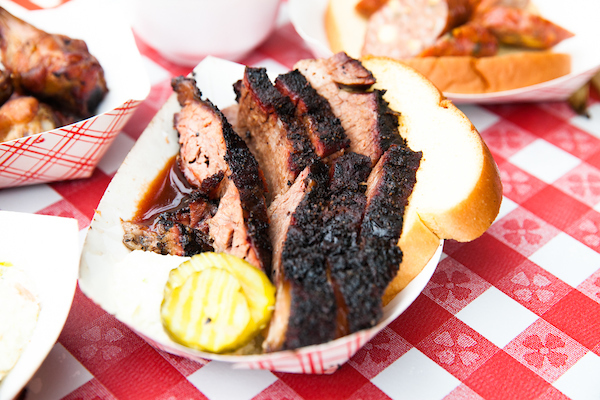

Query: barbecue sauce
left=131, top=155, right=195, bottom=225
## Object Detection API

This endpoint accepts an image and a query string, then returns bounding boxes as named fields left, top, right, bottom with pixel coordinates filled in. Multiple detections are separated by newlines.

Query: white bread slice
left=361, top=56, right=503, bottom=303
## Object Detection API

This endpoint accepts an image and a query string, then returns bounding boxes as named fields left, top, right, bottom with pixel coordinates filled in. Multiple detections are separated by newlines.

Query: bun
left=361, top=56, right=503, bottom=303
left=325, top=0, right=572, bottom=94
left=400, top=51, right=571, bottom=93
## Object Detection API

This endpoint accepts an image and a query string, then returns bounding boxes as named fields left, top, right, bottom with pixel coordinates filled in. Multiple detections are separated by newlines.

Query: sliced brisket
left=361, top=144, right=422, bottom=297
left=122, top=191, right=217, bottom=257
left=320, top=152, right=375, bottom=336
left=294, top=52, right=403, bottom=166
left=173, top=77, right=229, bottom=196
left=234, top=67, right=318, bottom=200
left=169, top=76, right=272, bottom=272
left=125, top=57, right=425, bottom=352
left=274, top=70, right=349, bottom=159
left=264, top=143, right=422, bottom=350
left=264, top=161, right=337, bottom=352
left=322, top=144, right=422, bottom=336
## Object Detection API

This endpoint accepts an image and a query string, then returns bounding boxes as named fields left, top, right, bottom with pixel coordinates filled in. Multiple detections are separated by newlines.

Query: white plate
left=78, top=56, right=443, bottom=374
left=289, top=0, right=600, bottom=104
left=0, top=211, right=79, bottom=400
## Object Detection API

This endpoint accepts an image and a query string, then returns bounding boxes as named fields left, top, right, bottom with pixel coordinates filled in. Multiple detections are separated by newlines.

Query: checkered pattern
left=2, top=0, right=600, bottom=399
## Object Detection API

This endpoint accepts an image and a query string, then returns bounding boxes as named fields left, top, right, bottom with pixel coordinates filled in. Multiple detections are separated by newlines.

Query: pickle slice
left=161, top=252, right=275, bottom=353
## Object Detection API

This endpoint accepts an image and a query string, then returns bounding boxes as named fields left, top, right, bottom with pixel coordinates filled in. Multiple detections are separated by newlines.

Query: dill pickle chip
left=183, top=253, right=275, bottom=329
left=161, top=252, right=275, bottom=353
left=161, top=267, right=254, bottom=353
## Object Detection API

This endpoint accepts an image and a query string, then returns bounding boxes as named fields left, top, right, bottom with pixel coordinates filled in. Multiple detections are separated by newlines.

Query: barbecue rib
left=0, top=68, right=13, bottom=107
left=0, top=7, right=108, bottom=118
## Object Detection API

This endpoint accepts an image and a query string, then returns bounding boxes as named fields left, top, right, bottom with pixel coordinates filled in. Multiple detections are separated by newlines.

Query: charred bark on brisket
left=122, top=190, right=217, bottom=257
left=125, top=76, right=273, bottom=273
left=321, top=144, right=422, bottom=336
left=294, top=52, right=403, bottom=166
left=264, top=161, right=338, bottom=351
left=321, top=152, right=375, bottom=336
left=361, top=144, right=422, bottom=297
left=280, top=161, right=336, bottom=349
left=265, top=144, right=421, bottom=350
left=274, top=70, right=350, bottom=159
left=234, top=67, right=318, bottom=200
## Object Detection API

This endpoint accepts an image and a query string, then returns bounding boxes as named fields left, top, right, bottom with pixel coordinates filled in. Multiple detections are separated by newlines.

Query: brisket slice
left=207, top=177, right=272, bottom=274
left=234, top=67, right=318, bottom=200
left=173, top=76, right=229, bottom=195
left=323, top=144, right=422, bottom=336
left=320, top=152, right=374, bottom=337
left=170, top=76, right=272, bottom=273
left=264, top=144, right=421, bottom=351
left=122, top=191, right=217, bottom=257
left=294, top=52, right=402, bottom=166
left=361, top=144, right=422, bottom=297
left=264, top=161, right=337, bottom=352
left=274, top=70, right=350, bottom=159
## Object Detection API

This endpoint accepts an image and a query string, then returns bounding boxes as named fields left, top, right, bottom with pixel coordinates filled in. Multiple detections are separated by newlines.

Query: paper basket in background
left=0, top=0, right=150, bottom=188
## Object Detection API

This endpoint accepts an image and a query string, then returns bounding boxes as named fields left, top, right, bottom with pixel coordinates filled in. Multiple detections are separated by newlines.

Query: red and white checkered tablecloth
left=1, top=1, right=600, bottom=399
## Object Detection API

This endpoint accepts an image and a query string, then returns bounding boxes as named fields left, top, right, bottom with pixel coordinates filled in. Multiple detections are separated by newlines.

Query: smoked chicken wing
left=0, top=7, right=108, bottom=118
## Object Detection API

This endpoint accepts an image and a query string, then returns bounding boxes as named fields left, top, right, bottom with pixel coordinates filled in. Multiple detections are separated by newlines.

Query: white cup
left=130, top=0, right=282, bottom=66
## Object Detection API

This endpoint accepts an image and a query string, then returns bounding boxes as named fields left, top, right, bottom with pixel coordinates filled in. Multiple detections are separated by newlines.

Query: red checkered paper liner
left=7, top=1, right=600, bottom=399
left=136, top=319, right=405, bottom=375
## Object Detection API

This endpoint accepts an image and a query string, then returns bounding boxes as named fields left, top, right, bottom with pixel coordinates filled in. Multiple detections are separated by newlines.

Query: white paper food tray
left=78, top=56, right=442, bottom=374
left=0, top=0, right=150, bottom=188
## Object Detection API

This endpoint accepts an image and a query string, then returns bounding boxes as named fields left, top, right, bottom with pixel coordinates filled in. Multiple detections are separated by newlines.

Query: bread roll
left=361, top=56, right=503, bottom=303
